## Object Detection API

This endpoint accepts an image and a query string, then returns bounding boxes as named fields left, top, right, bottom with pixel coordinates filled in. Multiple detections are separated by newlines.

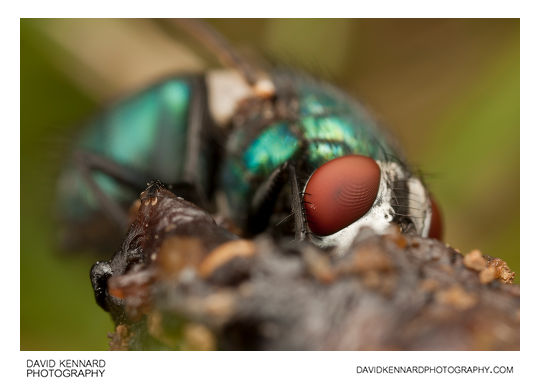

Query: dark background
left=21, top=19, right=519, bottom=350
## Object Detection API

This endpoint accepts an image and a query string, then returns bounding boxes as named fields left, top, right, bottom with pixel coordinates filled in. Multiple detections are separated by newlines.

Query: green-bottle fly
left=57, top=19, right=443, bottom=258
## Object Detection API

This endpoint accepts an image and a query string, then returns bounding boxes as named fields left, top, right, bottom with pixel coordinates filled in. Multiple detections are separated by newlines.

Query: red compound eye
left=303, top=155, right=381, bottom=236
left=428, top=196, right=443, bottom=240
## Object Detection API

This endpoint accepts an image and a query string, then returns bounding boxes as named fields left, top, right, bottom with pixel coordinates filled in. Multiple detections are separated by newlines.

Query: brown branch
left=98, top=183, right=519, bottom=351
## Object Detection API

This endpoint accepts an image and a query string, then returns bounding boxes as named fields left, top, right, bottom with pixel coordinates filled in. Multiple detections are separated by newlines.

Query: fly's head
left=215, top=70, right=444, bottom=250
left=302, top=155, right=442, bottom=254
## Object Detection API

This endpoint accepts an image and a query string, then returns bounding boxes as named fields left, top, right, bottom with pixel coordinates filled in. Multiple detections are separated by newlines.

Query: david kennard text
left=27, top=359, right=106, bottom=378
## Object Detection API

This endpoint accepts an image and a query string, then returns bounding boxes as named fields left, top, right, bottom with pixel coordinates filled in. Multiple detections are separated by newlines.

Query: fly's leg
left=74, top=150, right=211, bottom=230
left=73, top=150, right=148, bottom=230
left=246, top=163, right=289, bottom=236
left=246, top=162, right=308, bottom=240
left=287, top=163, right=307, bottom=241
left=163, top=19, right=274, bottom=96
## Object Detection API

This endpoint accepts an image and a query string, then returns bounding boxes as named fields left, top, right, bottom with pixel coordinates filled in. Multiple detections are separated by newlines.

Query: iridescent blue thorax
left=220, top=72, right=399, bottom=227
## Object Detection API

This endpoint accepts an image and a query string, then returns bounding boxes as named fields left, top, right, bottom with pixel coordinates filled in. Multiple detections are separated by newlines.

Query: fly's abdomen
left=58, top=76, right=215, bottom=249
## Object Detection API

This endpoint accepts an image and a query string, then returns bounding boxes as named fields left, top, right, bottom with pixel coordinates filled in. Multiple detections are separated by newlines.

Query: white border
left=9, top=0, right=528, bottom=18
left=7, top=1, right=537, bottom=383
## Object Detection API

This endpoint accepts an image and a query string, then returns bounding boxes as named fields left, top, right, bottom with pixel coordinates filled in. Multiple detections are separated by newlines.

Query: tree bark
left=97, top=183, right=519, bottom=351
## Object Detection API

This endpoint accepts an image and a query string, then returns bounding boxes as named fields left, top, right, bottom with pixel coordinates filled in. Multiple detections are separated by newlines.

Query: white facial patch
left=307, top=161, right=404, bottom=255
left=407, top=177, right=431, bottom=237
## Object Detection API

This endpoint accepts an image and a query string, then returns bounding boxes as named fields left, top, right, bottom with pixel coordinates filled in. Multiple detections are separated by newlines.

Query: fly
left=57, top=19, right=442, bottom=257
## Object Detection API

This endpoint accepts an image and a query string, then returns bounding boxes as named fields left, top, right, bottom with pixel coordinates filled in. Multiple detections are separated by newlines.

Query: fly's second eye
left=303, top=155, right=381, bottom=236
left=428, top=196, right=443, bottom=240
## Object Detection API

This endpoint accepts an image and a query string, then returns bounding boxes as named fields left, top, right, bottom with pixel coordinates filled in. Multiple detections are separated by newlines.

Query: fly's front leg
left=246, top=161, right=308, bottom=241
left=73, top=150, right=148, bottom=230
left=287, top=163, right=308, bottom=241
left=246, top=163, right=289, bottom=236
left=287, top=163, right=307, bottom=241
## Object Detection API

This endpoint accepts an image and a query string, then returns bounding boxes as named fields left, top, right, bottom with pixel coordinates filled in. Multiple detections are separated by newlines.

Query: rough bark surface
left=97, top=184, right=519, bottom=351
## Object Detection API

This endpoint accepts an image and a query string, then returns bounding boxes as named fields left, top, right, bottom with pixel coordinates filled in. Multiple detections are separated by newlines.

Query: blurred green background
left=21, top=19, right=519, bottom=350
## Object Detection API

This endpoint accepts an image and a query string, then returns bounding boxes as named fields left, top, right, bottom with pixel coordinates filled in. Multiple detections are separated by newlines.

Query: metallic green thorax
left=221, top=75, right=397, bottom=224
left=59, top=79, right=192, bottom=219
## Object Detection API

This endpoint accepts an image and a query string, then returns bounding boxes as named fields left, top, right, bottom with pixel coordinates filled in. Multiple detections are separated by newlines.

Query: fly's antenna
left=167, top=19, right=275, bottom=98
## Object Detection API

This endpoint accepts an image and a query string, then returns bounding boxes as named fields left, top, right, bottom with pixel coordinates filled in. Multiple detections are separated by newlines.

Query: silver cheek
left=407, top=177, right=431, bottom=237
left=306, top=161, right=402, bottom=256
